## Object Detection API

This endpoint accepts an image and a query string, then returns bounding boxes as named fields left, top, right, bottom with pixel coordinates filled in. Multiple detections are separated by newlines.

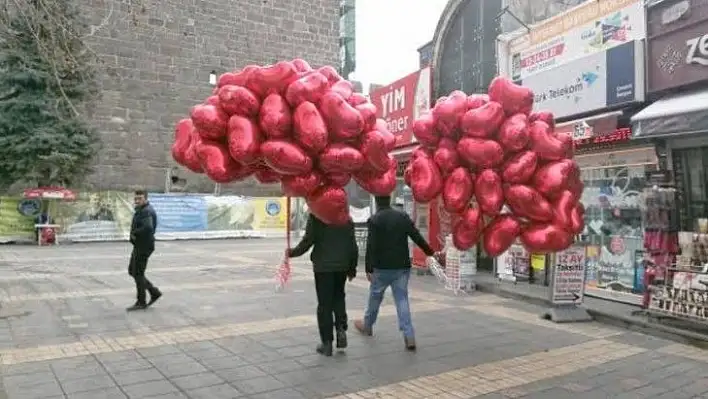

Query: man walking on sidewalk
left=288, top=213, right=358, bottom=356
left=354, top=195, right=438, bottom=351
left=127, top=190, right=162, bottom=311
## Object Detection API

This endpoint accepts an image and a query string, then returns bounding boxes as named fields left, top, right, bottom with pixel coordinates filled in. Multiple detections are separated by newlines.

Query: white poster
left=503, top=0, right=646, bottom=80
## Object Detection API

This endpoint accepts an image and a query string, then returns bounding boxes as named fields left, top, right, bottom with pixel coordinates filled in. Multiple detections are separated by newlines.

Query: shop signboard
left=369, top=67, right=431, bottom=148
left=500, top=0, right=646, bottom=80
left=496, top=244, right=530, bottom=281
left=550, top=245, right=587, bottom=305
left=647, top=0, right=708, bottom=93
left=519, top=40, right=644, bottom=119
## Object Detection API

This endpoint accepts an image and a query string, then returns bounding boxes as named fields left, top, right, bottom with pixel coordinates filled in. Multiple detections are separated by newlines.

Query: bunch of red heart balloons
left=407, top=76, right=585, bottom=256
left=171, top=59, right=398, bottom=225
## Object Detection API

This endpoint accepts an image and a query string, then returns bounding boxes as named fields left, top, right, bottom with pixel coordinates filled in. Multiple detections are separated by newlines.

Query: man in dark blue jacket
left=127, top=190, right=161, bottom=311
left=354, top=195, right=438, bottom=351
left=288, top=213, right=358, bottom=356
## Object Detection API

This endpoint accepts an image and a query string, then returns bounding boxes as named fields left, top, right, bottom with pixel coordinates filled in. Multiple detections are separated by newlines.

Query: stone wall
left=79, top=0, right=339, bottom=194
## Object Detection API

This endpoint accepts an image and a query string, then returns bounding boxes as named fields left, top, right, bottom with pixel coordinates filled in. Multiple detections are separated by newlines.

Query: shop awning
left=631, top=88, right=708, bottom=138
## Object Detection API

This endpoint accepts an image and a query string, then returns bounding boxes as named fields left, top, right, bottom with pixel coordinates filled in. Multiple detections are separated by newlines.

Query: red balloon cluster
left=408, top=77, right=585, bottom=256
left=171, top=60, right=398, bottom=225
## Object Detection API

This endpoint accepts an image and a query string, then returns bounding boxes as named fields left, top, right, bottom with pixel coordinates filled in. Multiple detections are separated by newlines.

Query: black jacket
left=289, top=214, right=358, bottom=273
left=130, top=203, right=157, bottom=250
left=365, top=205, right=434, bottom=273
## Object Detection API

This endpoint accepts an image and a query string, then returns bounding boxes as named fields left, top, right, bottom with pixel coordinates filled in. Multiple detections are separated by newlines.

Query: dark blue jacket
left=131, top=203, right=157, bottom=250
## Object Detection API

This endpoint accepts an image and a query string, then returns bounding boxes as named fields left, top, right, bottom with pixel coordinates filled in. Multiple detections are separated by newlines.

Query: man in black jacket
left=288, top=213, right=358, bottom=356
left=127, top=190, right=162, bottom=311
left=354, top=195, right=437, bottom=351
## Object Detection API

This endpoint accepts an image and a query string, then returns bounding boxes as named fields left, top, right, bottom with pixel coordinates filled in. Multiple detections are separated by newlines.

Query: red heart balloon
left=532, top=159, right=579, bottom=199
left=504, top=185, right=553, bottom=222
left=191, top=104, right=228, bottom=141
left=172, top=119, right=194, bottom=166
left=254, top=167, right=281, bottom=184
left=570, top=203, right=585, bottom=235
left=442, top=167, right=474, bottom=214
left=483, top=215, right=522, bottom=257
left=475, top=169, right=504, bottom=216
left=498, top=113, right=530, bottom=152
left=375, top=119, right=396, bottom=152
left=465, top=94, right=489, bottom=110
left=281, top=171, right=323, bottom=197
left=488, top=76, right=534, bottom=116
left=433, top=91, right=467, bottom=138
left=218, top=85, right=260, bottom=117
left=409, top=156, right=443, bottom=203
left=457, top=137, right=505, bottom=169
left=452, top=207, right=483, bottom=250
left=459, top=101, right=505, bottom=138
left=227, top=115, right=262, bottom=165
left=306, top=186, right=350, bottom=225
left=356, top=103, right=378, bottom=132
left=501, top=151, right=538, bottom=184
left=529, top=121, right=571, bottom=161
left=319, top=144, right=365, bottom=173
left=293, top=101, right=328, bottom=154
left=324, top=172, right=352, bottom=187
left=260, top=140, right=313, bottom=175
left=552, top=190, right=576, bottom=231
left=412, top=146, right=433, bottom=160
left=359, top=130, right=390, bottom=172
left=319, top=91, right=365, bottom=142
left=196, top=141, right=253, bottom=183
left=529, top=111, right=555, bottom=130
left=355, top=165, right=396, bottom=196
left=520, top=223, right=573, bottom=253
left=259, top=93, right=293, bottom=139
left=411, top=112, right=439, bottom=148
left=433, top=138, right=461, bottom=176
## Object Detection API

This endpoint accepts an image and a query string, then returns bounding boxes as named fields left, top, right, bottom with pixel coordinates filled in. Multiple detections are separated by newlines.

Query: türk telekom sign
left=369, top=67, right=431, bottom=148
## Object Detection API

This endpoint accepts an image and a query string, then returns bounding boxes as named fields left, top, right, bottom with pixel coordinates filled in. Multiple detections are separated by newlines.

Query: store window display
left=579, top=153, right=654, bottom=299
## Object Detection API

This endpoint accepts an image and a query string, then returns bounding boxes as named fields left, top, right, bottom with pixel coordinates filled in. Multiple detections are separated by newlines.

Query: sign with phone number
left=551, top=246, right=587, bottom=305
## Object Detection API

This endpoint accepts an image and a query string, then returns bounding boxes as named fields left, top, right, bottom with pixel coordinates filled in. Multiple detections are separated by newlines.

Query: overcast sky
left=351, top=0, right=449, bottom=91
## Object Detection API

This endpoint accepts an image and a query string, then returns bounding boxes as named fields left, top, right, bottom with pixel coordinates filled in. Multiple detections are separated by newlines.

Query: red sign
left=574, top=128, right=632, bottom=147
left=369, top=68, right=431, bottom=148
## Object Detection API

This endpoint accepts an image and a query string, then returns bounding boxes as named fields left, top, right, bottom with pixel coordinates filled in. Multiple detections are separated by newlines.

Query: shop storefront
left=494, top=0, right=652, bottom=303
left=631, top=0, right=708, bottom=319
left=632, top=0, right=708, bottom=228
left=369, top=67, right=437, bottom=268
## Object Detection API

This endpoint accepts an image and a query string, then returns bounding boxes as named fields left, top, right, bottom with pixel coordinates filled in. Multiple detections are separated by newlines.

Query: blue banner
left=605, top=41, right=636, bottom=107
left=148, top=194, right=208, bottom=233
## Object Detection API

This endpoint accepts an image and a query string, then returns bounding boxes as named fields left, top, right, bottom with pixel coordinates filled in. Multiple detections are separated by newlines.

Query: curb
left=475, top=281, right=708, bottom=349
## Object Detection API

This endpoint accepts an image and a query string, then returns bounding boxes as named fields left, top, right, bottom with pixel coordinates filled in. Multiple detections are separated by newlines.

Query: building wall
left=78, top=0, right=340, bottom=194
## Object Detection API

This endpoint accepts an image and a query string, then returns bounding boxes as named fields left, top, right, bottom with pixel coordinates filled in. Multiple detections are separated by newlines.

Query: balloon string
left=286, top=197, right=292, bottom=253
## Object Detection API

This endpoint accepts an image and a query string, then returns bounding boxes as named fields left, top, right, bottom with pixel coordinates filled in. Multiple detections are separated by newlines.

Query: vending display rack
left=648, top=266, right=708, bottom=323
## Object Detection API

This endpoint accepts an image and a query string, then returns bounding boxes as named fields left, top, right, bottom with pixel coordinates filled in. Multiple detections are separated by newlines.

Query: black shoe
left=148, top=290, right=162, bottom=306
left=404, top=336, right=417, bottom=351
left=336, top=329, right=347, bottom=349
left=316, top=341, right=333, bottom=356
left=126, top=303, right=147, bottom=312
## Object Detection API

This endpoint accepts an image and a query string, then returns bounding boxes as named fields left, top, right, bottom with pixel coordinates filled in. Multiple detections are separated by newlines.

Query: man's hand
left=284, top=248, right=292, bottom=258
left=347, top=268, right=356, bottom=281
left=366, top=272, right=373, bottom=282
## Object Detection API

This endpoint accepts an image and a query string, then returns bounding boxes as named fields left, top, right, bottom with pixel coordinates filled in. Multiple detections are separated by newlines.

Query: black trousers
left=314, top=271, right=348, bottom=343
left=128, top=247, right=158, bottom=305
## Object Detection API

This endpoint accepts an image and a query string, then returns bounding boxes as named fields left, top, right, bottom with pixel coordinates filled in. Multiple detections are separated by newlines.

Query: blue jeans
left=364, top=268, right=414, bottom=338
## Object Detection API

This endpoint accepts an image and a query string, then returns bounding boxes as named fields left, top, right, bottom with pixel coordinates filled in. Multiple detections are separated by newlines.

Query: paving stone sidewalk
left=0, top=239, right=706, bottom=398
